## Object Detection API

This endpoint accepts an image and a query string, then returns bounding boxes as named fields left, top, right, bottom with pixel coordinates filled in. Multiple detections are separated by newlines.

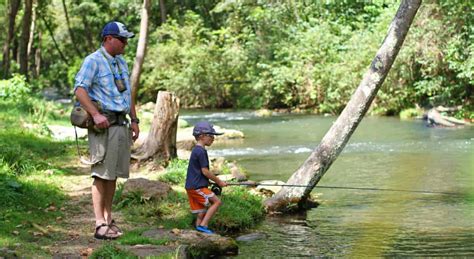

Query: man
left=74, top=21, right=140, bottom=240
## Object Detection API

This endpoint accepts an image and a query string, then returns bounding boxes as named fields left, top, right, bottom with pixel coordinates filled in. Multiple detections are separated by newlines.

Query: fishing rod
left=211, top=182, right=460, bottom=196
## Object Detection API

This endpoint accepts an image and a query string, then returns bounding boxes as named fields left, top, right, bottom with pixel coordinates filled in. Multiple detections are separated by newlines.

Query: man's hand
left=92, top=113, right=110, bottom=128
left=217, top=180, right=227, bottom=187
left=131, top=122, right=139, bottom=141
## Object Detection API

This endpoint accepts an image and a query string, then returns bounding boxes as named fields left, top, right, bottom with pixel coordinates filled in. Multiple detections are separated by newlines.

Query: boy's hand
left=218, top=180, right=227, bottom=187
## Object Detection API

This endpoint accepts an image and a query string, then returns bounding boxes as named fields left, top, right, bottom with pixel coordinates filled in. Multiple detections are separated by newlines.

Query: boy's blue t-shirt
left=185, top=145, right=210, bottom=189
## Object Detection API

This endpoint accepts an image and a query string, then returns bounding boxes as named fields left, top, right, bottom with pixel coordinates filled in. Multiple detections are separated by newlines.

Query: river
left=181, top=110, right=474, bottom=257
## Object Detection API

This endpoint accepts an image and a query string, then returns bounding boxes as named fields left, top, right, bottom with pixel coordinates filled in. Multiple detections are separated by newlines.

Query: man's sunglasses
left=113, top=36, right=127, bottom=44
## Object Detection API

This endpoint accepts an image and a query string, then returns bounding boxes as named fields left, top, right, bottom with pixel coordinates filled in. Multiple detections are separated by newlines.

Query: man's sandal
left=109, top=219, right=123, bottom=236
left=94, top=223, right=119, bottom=240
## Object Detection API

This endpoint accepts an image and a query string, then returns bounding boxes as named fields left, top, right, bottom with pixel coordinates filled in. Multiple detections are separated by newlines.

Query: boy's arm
left=202, top=167, right=227, bottom=187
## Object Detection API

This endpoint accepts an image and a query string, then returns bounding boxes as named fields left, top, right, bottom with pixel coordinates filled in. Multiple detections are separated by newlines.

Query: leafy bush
left=213, top=186, right=265, bottom=232
left=0, top=74, right=31, bottom=101
left=159, top=159, right=188, bottom=184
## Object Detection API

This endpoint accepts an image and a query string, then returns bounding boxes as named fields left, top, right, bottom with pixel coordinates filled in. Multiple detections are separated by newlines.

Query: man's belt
left=103, top=110, right=128, bottom=126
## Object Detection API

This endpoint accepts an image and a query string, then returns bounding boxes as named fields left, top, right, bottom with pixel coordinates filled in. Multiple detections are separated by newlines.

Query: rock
left=177, top=149, right=191, bottom=160
left=122, top=178, right=172, bottom=200
left=256, top=180, right=286, bottom=195
left=210, top=157, right=225, bottom=174
left=254, top=109, right=273, bottom=117
left=217, top=174, right=235, bottom=182
left=236, top=232, right=267, bottom=242
left=178, top=119, right=189, bottom=128
left=141, top=102, right=156, bottom=112
left=123, top=244, right=179, bottom=257
left=229, top=163, right=247, bottom=181
left=176, top=138, right=196, bottom=151
left=177, top=126, right=244, bottom=150
left=143, top=229, right=238, bottom=257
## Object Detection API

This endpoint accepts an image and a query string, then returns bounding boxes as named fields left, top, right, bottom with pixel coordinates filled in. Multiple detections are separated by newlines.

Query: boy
left=185, top=121, right=227, bottom=234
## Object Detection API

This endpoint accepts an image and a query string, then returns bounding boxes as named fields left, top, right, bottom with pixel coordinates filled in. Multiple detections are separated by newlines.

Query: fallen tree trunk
left=132, top=91, right=180, bottom=164
left=264, top=0, right=422, bottom=212
left=426, top=107, right=470, bottom=127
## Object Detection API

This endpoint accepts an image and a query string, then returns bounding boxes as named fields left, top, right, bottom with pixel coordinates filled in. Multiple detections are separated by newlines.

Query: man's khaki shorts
left=88, top=125, right=132, bottom=180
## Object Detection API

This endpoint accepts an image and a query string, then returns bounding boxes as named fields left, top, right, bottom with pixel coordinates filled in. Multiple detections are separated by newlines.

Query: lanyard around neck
left=100, top=48, right=122, bottom=80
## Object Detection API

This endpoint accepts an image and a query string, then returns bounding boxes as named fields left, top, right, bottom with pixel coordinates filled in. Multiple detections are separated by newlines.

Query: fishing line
left=213, top=182, right=460, bottom=196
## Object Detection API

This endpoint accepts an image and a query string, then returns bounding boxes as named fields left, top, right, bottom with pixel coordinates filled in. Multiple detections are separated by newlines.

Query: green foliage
left=0, top=74, right=31, bottom=101
left=399, top=108, right=423, bottom=120
left=118, top=228, right=168, bottom=246
left=90, top=243, right=135, bottom=258
left=2, top=1, right=472, bottom=117
left=213, top=186, right=264, bottom=232
left=158, top=159, right=188, bottom=184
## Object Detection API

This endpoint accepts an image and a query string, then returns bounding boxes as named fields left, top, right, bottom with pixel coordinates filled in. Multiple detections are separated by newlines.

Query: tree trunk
left=264, top=0, right=422, bottom=212
left=131, top=0, right=151, bottom=105
left=132, top=91, right=180, bottom=163
left=27, top=1, right=36, bottom=75
left=159, top=0, right=167, bottom=24
left=61, top=0, right=82, bottom=57
left=34, top=31, right=41, bottom=76
left=2, top=0, right=21, bottom=79
left=82, top=17, right=95, bottom=52
left=19, top=0, right=33, bottom=76
left=40, top=15, right=69, bottom=65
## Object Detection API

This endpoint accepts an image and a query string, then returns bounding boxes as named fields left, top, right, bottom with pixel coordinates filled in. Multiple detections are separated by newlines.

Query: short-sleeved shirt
left=185, top=145, right=210, bottom=189
left=74, top=46, right=131, bottom=113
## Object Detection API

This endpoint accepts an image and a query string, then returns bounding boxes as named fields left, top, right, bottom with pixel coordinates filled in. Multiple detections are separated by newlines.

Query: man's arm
left=201, top=167, right=227, bottom=187
left=129, top=99, right=140, bottom=141
left=75, top=87, right=109, bottom=129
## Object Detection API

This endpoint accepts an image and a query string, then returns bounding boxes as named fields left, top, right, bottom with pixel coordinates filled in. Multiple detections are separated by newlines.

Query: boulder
left=229, top=163, right=247, bottom=181
left=177, top=126, right=244, bottom=150
left=256, top=180, right=286, bottom=195
left=210, top=157, right=225, bottom=174
left=122, top=178, right=172, bottom=200
left=142, top=229, right=238, bottom=257
left=236, top=232, right=267, bottom=242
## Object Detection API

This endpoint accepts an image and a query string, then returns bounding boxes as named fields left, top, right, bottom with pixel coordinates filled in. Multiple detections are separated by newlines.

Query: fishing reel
left=210, top=183, right=222, bottom=196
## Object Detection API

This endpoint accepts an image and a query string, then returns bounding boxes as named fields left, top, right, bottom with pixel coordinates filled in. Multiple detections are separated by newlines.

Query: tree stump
left=132, top=91, right=180, bottom=164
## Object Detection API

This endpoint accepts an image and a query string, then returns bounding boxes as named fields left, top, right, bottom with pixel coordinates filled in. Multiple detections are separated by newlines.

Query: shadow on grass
left=0, top=174, right=67, bottom=256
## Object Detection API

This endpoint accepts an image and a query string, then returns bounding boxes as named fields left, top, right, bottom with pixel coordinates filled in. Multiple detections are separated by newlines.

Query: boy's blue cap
left=193, top=121, right=223, bottom=136
left=101, top=21, right=135, bottom=38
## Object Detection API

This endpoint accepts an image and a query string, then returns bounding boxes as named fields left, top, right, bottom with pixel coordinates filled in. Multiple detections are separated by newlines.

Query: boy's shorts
left=186, top=188, right=215, bottom=214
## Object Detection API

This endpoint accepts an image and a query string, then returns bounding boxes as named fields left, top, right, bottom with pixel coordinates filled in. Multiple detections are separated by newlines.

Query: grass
left=116, top=159, right=265, bottom=233
left=0, top=99, right=74, bottom=256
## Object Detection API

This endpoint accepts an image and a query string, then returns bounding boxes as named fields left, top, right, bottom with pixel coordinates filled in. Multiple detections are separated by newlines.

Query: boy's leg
left=196, top=212, right=205, bottom=227
left=199, top=195, right=222, bottom=227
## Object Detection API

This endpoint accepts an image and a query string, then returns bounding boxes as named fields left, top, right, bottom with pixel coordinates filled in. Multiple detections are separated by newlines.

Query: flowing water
left=181, top=110, right=474, bottom=257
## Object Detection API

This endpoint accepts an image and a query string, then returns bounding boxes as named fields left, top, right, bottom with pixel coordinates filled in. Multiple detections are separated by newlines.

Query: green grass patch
left=118, top=228, right=169, bottom=246
left=0, top=95, right=76, bottom=256
left=117, top=158, right=265, bottom=233
left=90, top=243, right=136, bottom=258
left=158, top=159, right=187, bottom=184
left=399, top=108, right=423, bottom=120
left=214, top=186, right=265, bottom=232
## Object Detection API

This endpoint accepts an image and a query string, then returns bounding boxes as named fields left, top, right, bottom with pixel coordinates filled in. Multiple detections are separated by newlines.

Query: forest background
left=1, top=0, right=472, bottom=118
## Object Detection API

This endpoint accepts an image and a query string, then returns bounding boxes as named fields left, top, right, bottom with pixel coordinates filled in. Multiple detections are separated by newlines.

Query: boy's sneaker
left=196, top=225, right=214, bottom=234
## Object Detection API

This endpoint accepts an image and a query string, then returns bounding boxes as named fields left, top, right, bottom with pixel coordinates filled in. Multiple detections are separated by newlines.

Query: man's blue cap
left=193, top=121, right=223, bottom=136
left=101, top=21, right=135, bottom=38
